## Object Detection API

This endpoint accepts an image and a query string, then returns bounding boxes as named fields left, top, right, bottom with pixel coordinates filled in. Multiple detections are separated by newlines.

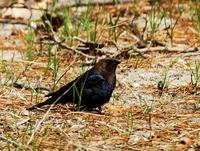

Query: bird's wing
left=83, top=74, right=108, bottom=96
left=45, top=69, right=93, bottom=98
left=85, top=74, right=106, bottom=86
left=81, top=74, right=112, bottom=107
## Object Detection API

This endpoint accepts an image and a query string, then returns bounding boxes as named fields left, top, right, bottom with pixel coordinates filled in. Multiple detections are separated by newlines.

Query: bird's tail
left=27, top=97, right=56, bottom=110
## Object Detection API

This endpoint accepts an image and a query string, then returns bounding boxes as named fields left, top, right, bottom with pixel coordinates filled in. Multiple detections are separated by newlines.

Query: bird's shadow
left=28, top=105, right=107, bottom=115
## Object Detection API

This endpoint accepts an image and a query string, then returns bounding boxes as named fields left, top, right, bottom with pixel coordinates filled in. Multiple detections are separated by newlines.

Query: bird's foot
left=86, top=107, right=105, bottom=114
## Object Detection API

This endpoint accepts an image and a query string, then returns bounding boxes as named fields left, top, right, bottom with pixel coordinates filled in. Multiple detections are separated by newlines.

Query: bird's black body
left=27, top=58, right=120, bottom=111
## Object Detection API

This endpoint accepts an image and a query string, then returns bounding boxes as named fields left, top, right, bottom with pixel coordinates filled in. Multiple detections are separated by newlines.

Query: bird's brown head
left=95, top=58, right=120, bottom=73
left=95, top=58, right=120, bottom=86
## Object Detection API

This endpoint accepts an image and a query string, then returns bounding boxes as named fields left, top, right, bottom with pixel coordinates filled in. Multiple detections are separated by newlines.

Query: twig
left=60, top=43, right=95, bottom=59
left=130, top=46, right=199, bottom=53
left=45, top=21, right=96, bottom=59
left=65, top=111, right=109, bottom=117
left=12, top=82, right=50, bottom=92
left=55, top=0, right=133, bottom=8
left=33, top=22, right=96, bottom=59
left=173, top=51, right=200, bottom=57
left=73, top=36, right=104, bottom=49
left=104, top=40, right=120, bottom=50
left=73, top=36, right=87, bottom=43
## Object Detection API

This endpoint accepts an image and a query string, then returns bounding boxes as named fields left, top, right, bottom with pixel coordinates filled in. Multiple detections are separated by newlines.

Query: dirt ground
left=0, top=0, right=200, bottom=150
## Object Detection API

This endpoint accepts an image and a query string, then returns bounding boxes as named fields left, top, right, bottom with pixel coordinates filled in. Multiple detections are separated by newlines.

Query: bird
left=27, top=58, right=120, bottom=111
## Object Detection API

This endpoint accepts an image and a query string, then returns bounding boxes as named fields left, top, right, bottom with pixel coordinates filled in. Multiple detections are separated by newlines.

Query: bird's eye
left=106, top=60, right=111, bottom=64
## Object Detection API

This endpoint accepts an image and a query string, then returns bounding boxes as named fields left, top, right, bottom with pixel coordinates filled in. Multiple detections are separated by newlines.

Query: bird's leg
left=98, top=106, right=108, bottom=115
left=96, top=106, right=106, bottom=114
left=84, top=107, right=103, bottom=114
left=78, top=106, right=85, bottom=111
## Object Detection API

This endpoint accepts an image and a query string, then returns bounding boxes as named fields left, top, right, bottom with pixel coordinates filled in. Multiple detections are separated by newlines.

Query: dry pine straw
left=0, top=85, right=200, bottom=150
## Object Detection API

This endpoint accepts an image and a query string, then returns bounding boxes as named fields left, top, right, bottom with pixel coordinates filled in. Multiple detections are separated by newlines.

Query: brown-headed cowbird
left=27, top=58, right=120, bottom=111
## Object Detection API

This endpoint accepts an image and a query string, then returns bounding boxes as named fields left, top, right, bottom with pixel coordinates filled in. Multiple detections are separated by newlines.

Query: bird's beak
left=113, top=60, right=121, bottom=65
